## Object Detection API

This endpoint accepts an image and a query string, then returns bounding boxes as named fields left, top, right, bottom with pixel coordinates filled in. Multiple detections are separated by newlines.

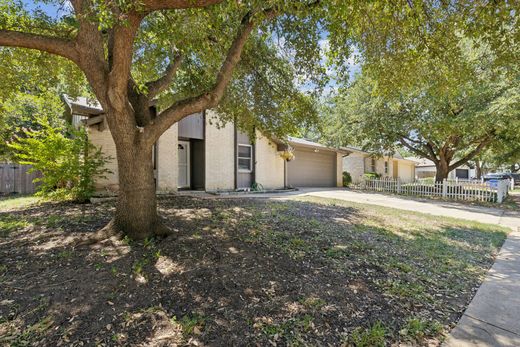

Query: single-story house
left=63, top=96, right=347, bottom=194
left=406, top=157, right=476, bottom=180
left=342, top=146, right=416, bottom=183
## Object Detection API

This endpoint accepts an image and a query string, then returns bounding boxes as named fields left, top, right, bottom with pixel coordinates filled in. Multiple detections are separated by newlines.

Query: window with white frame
left=237, top=144, right=252, bottom=172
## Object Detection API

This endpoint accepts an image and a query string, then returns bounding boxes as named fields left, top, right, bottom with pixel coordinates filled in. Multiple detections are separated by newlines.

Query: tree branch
left=0, top=30, right=79, bottom=63
left=146, top=53, right=183, bottom=99
left=399, top=138, right=434, bottom=161
left=146, top=10, right=260, bottom=142
left=70, top=0, right=110, bottom=105
left=107, top=14, right=144, bottom=112
left=448, top=136, right=494, bottom=171
left=143, top=0, right=224, bottom=11
left=144, top=1, right=319, bottom=144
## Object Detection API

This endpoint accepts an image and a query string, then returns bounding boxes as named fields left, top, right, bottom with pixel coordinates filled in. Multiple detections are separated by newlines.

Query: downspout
left=202, top=110, right=206, bottom=190
left=284, top=159, right=287, bottom=189
left=233, top=121, right=237, bottom=190
left=252, top=128, right=256, bottom=186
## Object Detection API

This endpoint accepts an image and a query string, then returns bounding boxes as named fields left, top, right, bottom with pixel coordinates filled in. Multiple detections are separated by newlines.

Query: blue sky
left=22, top=0, right=70, bottom=19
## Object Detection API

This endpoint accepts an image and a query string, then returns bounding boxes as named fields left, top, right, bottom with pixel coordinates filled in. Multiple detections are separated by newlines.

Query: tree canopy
left=2, top=1, right=518, bottom=135
left=0, top=89, right=65, bottom=160
left=324, top=39, right=520, bottom=181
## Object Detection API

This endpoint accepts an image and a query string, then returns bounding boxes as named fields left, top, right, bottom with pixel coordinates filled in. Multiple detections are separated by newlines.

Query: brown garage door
left=288, top=148, right=336, bottom=187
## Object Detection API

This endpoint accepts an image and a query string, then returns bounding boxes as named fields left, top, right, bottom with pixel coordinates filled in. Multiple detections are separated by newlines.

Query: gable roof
left=343, top=146, right=415, bottom=163
left=61, top=95, right=349, bottom=156
left=405, top=157, right=436, bottom=167
left=62, top=95, right=103, bottom=116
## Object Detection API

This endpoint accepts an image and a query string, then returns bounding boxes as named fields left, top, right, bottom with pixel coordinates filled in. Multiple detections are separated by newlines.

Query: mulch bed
left=0, top=196, right=506, bottom=346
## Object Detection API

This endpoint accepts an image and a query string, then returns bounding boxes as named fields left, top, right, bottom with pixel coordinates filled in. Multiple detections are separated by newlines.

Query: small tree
left=9, top=116, right=109, bottom=202
left=0, top=91, right=67, bottom=160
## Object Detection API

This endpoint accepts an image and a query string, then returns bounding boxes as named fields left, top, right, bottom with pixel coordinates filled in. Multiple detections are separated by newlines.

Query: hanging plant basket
left=279, top=149, right=295, bottom=161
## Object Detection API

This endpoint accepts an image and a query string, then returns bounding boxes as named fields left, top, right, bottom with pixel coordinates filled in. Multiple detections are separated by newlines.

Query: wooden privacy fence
left=0, top=163, right=41, bottom=195
left=360, top=178, right=511, bottom=203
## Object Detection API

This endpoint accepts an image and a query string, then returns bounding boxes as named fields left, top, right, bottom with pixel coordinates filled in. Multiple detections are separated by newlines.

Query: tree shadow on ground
left=0, top=196, right=507, bottom=346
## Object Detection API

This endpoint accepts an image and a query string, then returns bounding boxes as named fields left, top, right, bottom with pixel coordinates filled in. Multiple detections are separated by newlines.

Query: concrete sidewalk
left=443, top=229, right=520, bottom=347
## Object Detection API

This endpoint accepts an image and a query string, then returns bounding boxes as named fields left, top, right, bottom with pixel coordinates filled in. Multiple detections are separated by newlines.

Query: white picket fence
left=360, top=178, right=511, bottom=203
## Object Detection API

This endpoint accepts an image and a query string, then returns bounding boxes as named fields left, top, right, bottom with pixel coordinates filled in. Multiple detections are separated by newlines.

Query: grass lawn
left=0, top=195, right=508, bottom=346
left=0, top=195, right=40, bottom=211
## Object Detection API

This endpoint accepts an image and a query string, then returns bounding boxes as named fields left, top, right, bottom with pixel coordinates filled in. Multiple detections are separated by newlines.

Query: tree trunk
left=435, top=160, right=450, bottom=182
left=475, top=160, right=482, bottom=179
left=113, top=143, right=160, bottom=239
left=101, top=110, right=170, bottom=240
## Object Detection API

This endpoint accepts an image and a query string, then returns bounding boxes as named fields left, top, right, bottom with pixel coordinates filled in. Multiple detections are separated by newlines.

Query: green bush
left=342, top=171, right=352, bottom=186
left=363, top=172, right=381, bottom=180
left=8, top=116, right=110, bottom=202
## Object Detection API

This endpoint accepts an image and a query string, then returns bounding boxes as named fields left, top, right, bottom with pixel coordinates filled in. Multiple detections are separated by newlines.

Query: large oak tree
left=1, top=0, right=329, bottom=239
left=1, top=0, right=518, bottom=238
left=323, top=5, right=520, bottom=182
left=324, top=59, right=520, bottom=182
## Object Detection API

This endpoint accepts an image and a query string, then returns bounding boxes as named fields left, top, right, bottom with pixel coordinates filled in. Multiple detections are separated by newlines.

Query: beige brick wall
left=157, top=123, right=178, bottom=192
left=375, top=158, right=387, bottom=177
left=205, top=111, right=234, bottom=191
left=364, top=156, right=391, bottom=177
left=344, top=152, right=417, bottom=183
left=88, top=122, right=179, bottom=194
left=255, top=131, right=285, bottom=189
left=88, top=126, right=119, bottom=193
left=398, top=161, right=415, bottom=182
left=343, top=152, right=365, bottom=183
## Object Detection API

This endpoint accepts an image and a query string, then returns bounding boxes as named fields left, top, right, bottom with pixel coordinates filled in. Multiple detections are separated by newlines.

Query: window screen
left=237, top=145, right=252, bottom=171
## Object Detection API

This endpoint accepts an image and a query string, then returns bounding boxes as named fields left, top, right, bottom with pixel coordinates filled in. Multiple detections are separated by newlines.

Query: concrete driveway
left=204, top=187, right=519, bottom=229
left=288, top=188, right=520, bottom=230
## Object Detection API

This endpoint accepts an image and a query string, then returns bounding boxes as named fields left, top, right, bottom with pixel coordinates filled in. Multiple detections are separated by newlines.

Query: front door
left=393, top=160, right=398, bottom=178
left=178, top=141, right=190, bottom=188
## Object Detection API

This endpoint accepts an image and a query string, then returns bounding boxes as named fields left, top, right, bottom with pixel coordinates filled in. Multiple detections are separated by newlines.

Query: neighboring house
left=63, top=96, right=346, bottom=194
left=343, top=146, right=416, bottom=183
left=406, top=157, right=476, bottom=180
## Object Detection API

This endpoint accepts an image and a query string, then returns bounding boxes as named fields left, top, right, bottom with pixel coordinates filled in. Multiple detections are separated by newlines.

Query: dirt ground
left=0, top=195, right=508, bottom=346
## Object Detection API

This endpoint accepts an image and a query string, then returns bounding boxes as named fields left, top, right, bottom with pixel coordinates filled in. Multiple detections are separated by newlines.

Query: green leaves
left=322, top=0, right=520, bottom=97
left=8, top=114, right=110, bottom=202
left=1, top=0, right=519, bottom=143
left=323, top=38, right=520, bottom=166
